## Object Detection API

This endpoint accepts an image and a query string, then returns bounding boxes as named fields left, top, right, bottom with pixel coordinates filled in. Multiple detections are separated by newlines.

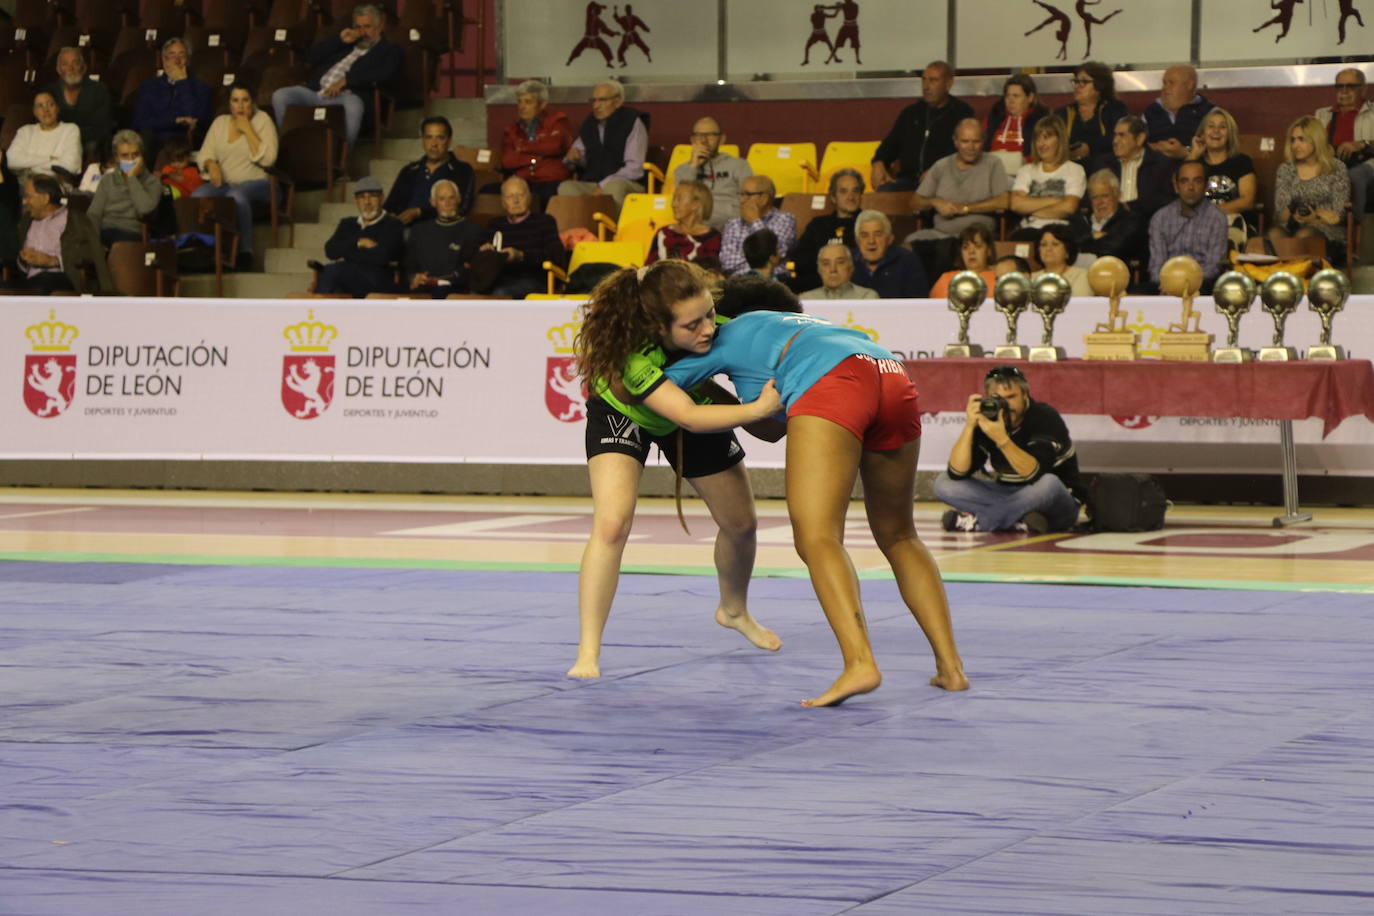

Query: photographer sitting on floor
left=933, top=364, right=1082, bottom=533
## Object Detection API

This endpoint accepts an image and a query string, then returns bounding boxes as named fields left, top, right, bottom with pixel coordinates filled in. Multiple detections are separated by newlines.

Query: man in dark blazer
left=1106, top=116, right=1175, bottom=220
left=1069, top=169, right=1145, bottom=264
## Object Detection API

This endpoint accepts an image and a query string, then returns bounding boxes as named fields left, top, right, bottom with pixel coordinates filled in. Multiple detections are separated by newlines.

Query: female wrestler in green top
left=568, top=260, right=783, bottom=678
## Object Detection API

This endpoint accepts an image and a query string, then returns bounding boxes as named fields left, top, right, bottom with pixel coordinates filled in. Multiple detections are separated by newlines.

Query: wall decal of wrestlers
left=566, top=2, right=652, bottom=68
left=1024, top=0, right=1121, bottom=60
left=1253, top=0, right=1365, bottom=45
left=801, top=1, right=861, bottom=66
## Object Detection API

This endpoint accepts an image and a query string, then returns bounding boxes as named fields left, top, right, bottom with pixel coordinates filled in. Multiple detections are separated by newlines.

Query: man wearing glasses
left=672, top=117, right=752, bottom=229
left=933, top=365, right=1082, bottom=534
left=1316, top=68, right=1373, bottom=218
left=559, top=79, right=647, bottom=215
left=719, top=175, right=796, bottom=276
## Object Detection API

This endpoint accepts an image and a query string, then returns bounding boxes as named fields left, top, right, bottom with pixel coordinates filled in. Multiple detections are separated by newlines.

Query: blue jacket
left=132, top=76, right=212, bottom=141
left=850, top=244, right=929, bottom=299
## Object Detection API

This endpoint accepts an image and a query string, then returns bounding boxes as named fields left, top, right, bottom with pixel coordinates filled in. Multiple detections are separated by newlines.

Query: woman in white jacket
left=191, top=84, right=279, bottom=269
left=8, top=91, right=81, bottom=178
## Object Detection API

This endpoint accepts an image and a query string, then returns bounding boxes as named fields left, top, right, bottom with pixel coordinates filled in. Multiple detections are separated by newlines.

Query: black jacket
left=325, top=213, right=405, bottom=271
left=383, top=153, right=476, bottom=218
left=1107, top=147, right=1176, bottom=220
left=873, top=96, right=976, bottom=182
left=1069, top=207, right=1145, bottom=263
left=306, top=35, right=403, bottom=93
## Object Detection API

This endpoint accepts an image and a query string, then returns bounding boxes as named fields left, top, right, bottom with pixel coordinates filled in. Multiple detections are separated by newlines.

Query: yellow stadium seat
left=746, top=142, right=819, bottom=196
left=816, top=140, right=881, bottom=193
left=594, top=193, right=672, bottom=260
left=646, top=143, right=742, bottom=195
left=523, top=293, right=590, bottom=300
left=543, top=240, right=647, bottom=294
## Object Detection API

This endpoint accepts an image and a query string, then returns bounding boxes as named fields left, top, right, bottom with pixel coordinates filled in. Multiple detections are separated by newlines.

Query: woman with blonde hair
left=1268, top=115, right=1351, bottom=263
left=569, top=260, right=782, bottom=679
left=1187, top=107, right=1257, bottom=243
left=1009, top=114, right=1085, bottom=241
left=645, top=180, right=721, bottom=263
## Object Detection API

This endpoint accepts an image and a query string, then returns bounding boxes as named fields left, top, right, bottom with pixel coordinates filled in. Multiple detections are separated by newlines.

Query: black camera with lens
left=979, top=394, right=1009, bottom=421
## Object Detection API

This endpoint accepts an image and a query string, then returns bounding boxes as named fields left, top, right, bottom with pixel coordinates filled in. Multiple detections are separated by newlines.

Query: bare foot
left=801, top=665, right=882, bottom=707
left=566, top=656, right=601, bottom=678
left=930, top=667, right=969, bottom=691
left=715, top=606, right=782, bottom=652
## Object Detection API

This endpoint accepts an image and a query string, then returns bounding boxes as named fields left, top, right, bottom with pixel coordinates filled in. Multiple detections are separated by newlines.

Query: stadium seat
left=593, top=193, right=670, bottom=257
left=812, top=140, right=880, bottom=192
left=546, top=193, right=615, bottom=235
left=746, top=142, right=818, bottom=196
left=107, top=240, right=180, bottom=297
left=779, top=191, right=833, bottom=242
left=543, top=240, right=644, bottom=294
left=645, top=142, right=741, bottom=195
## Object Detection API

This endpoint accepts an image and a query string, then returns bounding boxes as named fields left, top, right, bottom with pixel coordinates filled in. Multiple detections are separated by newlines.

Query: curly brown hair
left=574, top=260, right=713, bottom=392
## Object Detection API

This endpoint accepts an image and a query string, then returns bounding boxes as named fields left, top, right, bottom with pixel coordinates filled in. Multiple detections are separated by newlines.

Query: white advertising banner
left=956, top=0, right=1192, bottom=70
left=1200, top=0, right=1366, bottom=63
left=502, top=0, right=719, bottom=83
left=7, top=295, right=1373, bottom=475
left=725, top=0, right=946, bottom=81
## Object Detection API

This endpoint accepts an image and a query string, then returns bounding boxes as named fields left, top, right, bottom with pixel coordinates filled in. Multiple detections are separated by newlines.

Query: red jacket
left=500, top=109, right=574, bottom=184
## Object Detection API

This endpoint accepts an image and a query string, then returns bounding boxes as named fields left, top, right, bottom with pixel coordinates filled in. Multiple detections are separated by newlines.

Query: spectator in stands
left=740, top=228, right=782, bottom=278
left=88, top=130, right=161, bottom=246
left=720, top=174, right=796, bottom=277
left=8, top=91, right=81, bottom=179
left=559, top=79, right=646, bottom=214
left=1268, top=116, right=1352, bottom=264
left=929, top=224, right=996, bottom=299
left=0, top=152, right=19, bottom=263
left=1032, top=224, right=1092, bottom=296
left=16, top=173, right=110, bottom=293
left=800, top=239, right=877, bottom=300
left=405, top=179, right=483, bottom=296
left=984, top=73, right=1047, bottom=176
left=469, top=176, right=564, bottom=298
left=132, top=38, right=212, bottom=156
left=871, top=60, right=974, bottom=192
left=498, top=79, right=573, bottom=207
left=1148, top=160, right=1228, bottom=294
left=384, top=116, right=475, bottom=224
left=1317, top=68, right=1373, bottom=217
left=1009, top=115, right=1084, bottom=240
left=158, top=139, right=203, bottom=199
left=935, top=364, right=1081, bottom=534
left=645, top=180, right=720, bottom=264
left=913, top=118, right=1012, bottom=238
left=1058, top=61, right=1127, bottom=170
left=49, top=47, right=113, bottom=163
left=314, top=176, right=403, bottom=297
left=788, top=168, right=863, bottom=293
left=271, top=4, right=402, bottom=152
left=1144, top=65, right=1214, bottom=160
left=1107, top=115, right=1175, bottom=219
left=850, top=209, right=928, bottom=298
left=192, top=84, right=279, bottom=270
left=1186, top=107, right=1257, bottom=246
left=1068, top=170, right=1144, bottom=264
left=995, top=253, right=1032, bottom=277
left=672, top=116, right=752, bottom=229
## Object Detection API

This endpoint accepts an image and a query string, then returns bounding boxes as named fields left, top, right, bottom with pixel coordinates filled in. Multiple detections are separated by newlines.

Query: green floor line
left=3, top=551, right=1370, bottom=594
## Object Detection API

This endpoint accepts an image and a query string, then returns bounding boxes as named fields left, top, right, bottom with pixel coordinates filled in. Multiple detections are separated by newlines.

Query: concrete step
left=276, top=220, right=337, bottom=252
left=180, top=270, right=314, bottom=299
left=1351, top=265, right=1374, bottom=295
left=319, top=201, right=358, bottom=223
left=264, top=247, right=319, bottom=274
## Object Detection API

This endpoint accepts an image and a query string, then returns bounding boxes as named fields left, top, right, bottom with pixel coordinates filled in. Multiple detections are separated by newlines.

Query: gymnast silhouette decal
left=1025, top=0, right=1073, bottom=61
left=1337, top=0, right=1365, bottom=44
left=1252, top=0, right=1304, bottom=42
left=1075, top=0, right=1121, bottom=57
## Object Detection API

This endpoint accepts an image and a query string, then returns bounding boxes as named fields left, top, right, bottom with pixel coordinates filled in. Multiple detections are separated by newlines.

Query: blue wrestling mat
left=1, top=564, right=1372, bottom=914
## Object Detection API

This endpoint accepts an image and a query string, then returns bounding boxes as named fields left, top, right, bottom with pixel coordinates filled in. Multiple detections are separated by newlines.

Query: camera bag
left=1087, top=473, right=1168, bottom=532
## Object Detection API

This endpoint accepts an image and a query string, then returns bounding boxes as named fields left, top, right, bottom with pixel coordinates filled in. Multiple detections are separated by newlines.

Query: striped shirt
left=1147, top=198, right=1228, bottom=284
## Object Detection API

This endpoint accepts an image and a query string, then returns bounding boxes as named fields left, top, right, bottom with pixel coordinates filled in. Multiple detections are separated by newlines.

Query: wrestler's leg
left=689, top=461, right=781, bottom=652
left=860, top=439, right=968, bottom=691
left=570, top=451, right=644, bottom=677
left=786, top=415, right=881, bottom=707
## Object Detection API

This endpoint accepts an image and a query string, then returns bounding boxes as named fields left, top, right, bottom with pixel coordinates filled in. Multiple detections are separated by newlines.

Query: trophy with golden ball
left=943, top=270, right=988, bottom=357
left=1304, top=268, right=1350, bottom=361
left=1083, top=256, right=1137, bottom=360
left=1158, top=256, right=1213, bottom=361
left=1028, top=273, right=1071, bottom=361
left=992, top=271, right=1031, bottom=360
left=1257, top=271, right=1303, bottom=361
left=1211, top=270, right=1257, bottom=363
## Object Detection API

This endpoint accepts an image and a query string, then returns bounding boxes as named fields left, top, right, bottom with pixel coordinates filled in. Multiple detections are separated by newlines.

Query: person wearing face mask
left=87, top=131, right=163, bottom=246
left=193, top=84, right=280, bottom=270
left=312, top=176, right=404, bottom=297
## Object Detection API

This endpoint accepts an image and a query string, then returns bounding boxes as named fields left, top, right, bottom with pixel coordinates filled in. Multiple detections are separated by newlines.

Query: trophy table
left=1083, top=256, right=1138, bottom=360
left=943, top=270, right=988, bottom=357
left=1305, top=268, right=1350, bottom=361
left=1258, top=271, right=1303, bottom=361
left=1158, top=256, right=1214, bottom=361
left=992, top=271, right=1031, bottom=360
left=1211, top=270, right=1257, bottom=363
left=1028, top=273, right=1071, bottom=361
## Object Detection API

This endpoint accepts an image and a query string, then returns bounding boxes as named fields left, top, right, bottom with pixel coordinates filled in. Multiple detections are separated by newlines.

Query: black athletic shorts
left=584, top=397, right=745, bottom=479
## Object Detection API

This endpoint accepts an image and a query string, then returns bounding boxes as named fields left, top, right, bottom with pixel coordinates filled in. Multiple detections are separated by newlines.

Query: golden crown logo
left=547, top=308, right=583, bottom=354
left=283, top=310, right=338, bottom=352
left=25, top=310, right=79, bottom=352
left=1127, top=309, right=1165, bottom=357
left=841, top=311, right=878, bottom=342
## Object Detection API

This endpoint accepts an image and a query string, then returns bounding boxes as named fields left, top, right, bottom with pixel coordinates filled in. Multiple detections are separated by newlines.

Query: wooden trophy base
left=1257, top=346, right=1299, bottom=361
left=1305, top=344, right=1346, bottom=361
left=992, top=345, right=1028, bottom=360
left=1083, top=331, right=1138, bottom=361
left=943, top=343, right=985, bottom=358
left=1159, top=331, right=1214, bottom=362
left=1212, top=346, right=1253, bottom=363
left=1028, top=345, right=1066, bottom=362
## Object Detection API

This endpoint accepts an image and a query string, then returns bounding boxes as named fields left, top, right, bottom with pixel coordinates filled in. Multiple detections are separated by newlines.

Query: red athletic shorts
left=787, top=354, right=921, bottom=450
